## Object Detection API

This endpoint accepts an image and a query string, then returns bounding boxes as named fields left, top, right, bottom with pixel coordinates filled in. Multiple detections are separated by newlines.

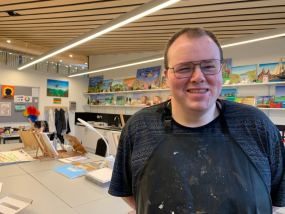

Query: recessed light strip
left=68, top=57, right=164, bottom=77
left=18, top=0, right=180, bottom=70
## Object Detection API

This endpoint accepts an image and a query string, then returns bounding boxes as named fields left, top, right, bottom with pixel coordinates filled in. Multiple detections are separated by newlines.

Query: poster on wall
left=0, top=102, right=11, bottom=116
left=2, top=85, right=15, bottom=99
left=88, top=75, right=103, bottom=93
left=230, top=65, right=257, bottom=84
left=134, top=66, right=161, bottom=90
left=47, top=79, right=69, bottom=97
left=222, top=59, right=232, bottom=84
left=53, top=98, right=62, bottom=104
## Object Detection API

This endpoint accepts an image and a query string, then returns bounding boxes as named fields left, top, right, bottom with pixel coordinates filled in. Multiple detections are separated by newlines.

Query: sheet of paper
left=32, top=88, right=38, bottom=97
left=273, top=207, right=285, bottom=214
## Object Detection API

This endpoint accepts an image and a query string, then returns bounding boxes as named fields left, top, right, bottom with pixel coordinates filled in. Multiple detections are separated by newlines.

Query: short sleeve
left=108, top=125, right=133, bottom=197
left=269, top=124, right=285, bottom=207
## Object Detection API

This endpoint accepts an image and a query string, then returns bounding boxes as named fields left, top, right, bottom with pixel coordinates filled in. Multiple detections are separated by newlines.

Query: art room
left=0, top=0, right=285, bottom=214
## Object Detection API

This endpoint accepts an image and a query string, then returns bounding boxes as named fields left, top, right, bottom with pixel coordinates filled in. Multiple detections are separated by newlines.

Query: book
left=0, top=194, right=33, bottom=214
left=58, top=156, right=90, bottom=164
left=0, top=150, right=35, bottom=165
left=85, top=168, right=113, bottom=188
left=52, top=162, right=97, bottom=179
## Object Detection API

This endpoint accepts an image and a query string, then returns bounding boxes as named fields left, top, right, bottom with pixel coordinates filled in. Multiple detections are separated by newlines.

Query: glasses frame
left=168, top=59, right=222, bottom=79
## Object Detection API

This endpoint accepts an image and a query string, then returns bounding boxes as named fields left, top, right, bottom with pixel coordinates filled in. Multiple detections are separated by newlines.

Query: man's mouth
left=187, top=89, right=209, bottom=93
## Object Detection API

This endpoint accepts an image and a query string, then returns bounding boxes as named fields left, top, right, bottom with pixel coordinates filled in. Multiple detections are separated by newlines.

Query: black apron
left=136, top=101, right=272, bottom=214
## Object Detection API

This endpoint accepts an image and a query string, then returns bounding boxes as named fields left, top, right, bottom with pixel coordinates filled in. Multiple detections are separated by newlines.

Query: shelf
left=84, top=105, right=148, bottom=108
left=83, top=88, right=170, bottom=95
left=259, top=108, right=285, bottom=110
left=222, top=81, right=285, bottom=88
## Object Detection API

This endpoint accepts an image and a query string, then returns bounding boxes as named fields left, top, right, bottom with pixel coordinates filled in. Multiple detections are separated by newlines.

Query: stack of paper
left=85, top=168, right=113, bottom=188
left=52, top=162, right=96, bottom=179
left=0, top=194, right=33, bottom=214
left=0, top=150, right=35, bottom=165
left=58, top=156, right=90, bottom=163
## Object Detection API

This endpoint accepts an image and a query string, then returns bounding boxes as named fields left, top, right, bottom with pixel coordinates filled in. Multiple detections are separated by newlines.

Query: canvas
left=123, top=78, right=136, bottom=91
left=97, top=94, right=105, bottom=104
left=2, top=85, right=15, bottom=99
left=132, top=93, right=144, bottom=104
left=134, top=66, right=161, bottom=89
left=161, top=76, right=169, bottom=89
left=116, top=96, right=125, bottom=105
left=102, top=79, right=113, bottom=92
left=88, top=75, right=103, bottom=93
left=218, top=89, right=237, bottom=102
left=235, top=96, right=255, bottom=106
left=47, top=79, right=69, bottom=97
left=110, top=79, right=124, bottom=92
left=257, top=96, right=275, bottom=107
left=275, top=86, right=285, bottom=102
left=230, top=65, right=257, bottom=84
left=257, top=59, right=285, bottom=83
left=221, top=59, right=232, bottom=83
left=105, top=94, right=114, bottom=104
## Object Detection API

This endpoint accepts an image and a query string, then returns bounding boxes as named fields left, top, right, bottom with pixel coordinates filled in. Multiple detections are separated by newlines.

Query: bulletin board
left=0, top=85, right=39, bottom=122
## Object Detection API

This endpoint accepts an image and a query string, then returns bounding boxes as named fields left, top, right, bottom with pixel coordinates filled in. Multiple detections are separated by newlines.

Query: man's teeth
left=188, top=89, right=207, bottom=93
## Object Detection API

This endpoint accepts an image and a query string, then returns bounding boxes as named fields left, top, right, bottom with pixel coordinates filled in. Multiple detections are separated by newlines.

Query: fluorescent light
left=221, top=33, right=285, bottom=48
left=69, top=55, right=73, bottom=57
left=68, top=57, right=164, bottom=77
left=18, top=0, right=180, bottom=70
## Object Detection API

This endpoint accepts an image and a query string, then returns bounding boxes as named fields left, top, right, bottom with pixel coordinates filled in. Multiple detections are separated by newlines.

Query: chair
left=275, top=125, right=285, bottom=141
left=95, top=138, right=107, bottom=157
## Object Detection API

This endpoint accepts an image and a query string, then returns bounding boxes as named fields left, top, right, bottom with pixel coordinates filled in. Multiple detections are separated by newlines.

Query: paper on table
left=32, top=88, right=38, bottom=97
left=0, top=194, right=32, bottom=214
left=86, top=168, right=113, bottom=183
left=273, top=207, right=285, bottom=214
left=58, top=156, right=90, bottom=163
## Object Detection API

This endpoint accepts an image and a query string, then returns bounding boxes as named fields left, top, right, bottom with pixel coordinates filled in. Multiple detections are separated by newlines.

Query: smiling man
left=109, top=27, right=285, bottom=213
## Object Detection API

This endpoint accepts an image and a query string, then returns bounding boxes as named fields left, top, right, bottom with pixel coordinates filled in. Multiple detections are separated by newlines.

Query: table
left=0, top=135, right=21, bottom=144
left=0, top=143, right=133, bottom=214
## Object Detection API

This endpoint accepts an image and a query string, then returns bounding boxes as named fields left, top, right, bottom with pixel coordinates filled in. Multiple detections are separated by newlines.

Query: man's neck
left=171, top=101, right=220, bottom=128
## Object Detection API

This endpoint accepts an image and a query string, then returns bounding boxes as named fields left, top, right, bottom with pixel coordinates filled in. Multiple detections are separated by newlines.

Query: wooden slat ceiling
left=1, top=0, right=285, bottom=57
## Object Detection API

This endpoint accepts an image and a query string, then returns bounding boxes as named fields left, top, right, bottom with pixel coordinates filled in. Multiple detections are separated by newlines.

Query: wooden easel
left=11, top=129, right=38, bottom=151
left=58, top=134, right=88, bottom=158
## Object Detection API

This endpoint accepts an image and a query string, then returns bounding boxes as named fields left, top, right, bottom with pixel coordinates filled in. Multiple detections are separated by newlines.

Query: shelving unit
left=83, top=105, right=147, bottom=108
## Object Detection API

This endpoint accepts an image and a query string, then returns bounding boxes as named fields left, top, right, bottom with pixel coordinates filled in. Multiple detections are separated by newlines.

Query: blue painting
left=275, top=86, right=285, bottom=102
left=257, top=60, right=285, bottom=83
left=231, top=64, right=257, bottom=84
left=47, top=79, right=69, bottom=97
left=102, top=79, right=113, bottom=92
left=135, top=66, right=161, bottom=89
left=88, top=75, right=103, bottom=93
left=219, top=89, right=237, bottom=102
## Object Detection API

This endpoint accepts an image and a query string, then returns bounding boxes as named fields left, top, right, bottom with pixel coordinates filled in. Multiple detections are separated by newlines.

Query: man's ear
left=164, top=69, right=168, bottom=79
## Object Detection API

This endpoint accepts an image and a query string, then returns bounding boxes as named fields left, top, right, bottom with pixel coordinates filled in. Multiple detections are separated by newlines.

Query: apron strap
left=163, top=100, right=230, bottom=135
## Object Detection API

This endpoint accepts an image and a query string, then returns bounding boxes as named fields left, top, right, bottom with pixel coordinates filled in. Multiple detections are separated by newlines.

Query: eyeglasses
left=168, top=59, right=222, bottom=79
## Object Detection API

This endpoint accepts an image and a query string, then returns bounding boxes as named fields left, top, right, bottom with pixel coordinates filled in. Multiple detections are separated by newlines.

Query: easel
left=11, top=129, right=38, bottom=151
left=58, top=134, right=88, bottom=158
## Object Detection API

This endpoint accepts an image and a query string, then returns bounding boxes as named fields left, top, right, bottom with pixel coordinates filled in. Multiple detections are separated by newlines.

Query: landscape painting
left=257, top=96, right=275, bottom=107
left=230, top=64, right=257, bottom=84
left=88, top=75, right=103, bottom=93
left=221, top=58, right=232, bottom=83
left=218, top=89, right=237, bottom=102
left=111, top=79, right=124, bottom=92
left=134, top=66, right=161, bottom=89
left=123, top=78, right=136, bottom=91
left=275, top=86, right=285, bottom=102
left=257, top=59, right=285, bottom=83
left=102, top=79, right=113, bottom=92
left=235, top=96, right=255, bottom=106
left=97, top=94, right=105, bottom=104
left=116, top=96, right=125, bottom=105
left=47, top=79, right=69, bottom=97
left=105, top=94, right=114, bottom=104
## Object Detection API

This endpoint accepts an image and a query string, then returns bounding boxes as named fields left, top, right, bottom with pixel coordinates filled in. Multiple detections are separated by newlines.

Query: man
left=109, top=27, right=285, bottom=213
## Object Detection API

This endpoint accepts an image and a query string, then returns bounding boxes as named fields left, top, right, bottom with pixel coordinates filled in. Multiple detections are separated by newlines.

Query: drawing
left=230, top=64, right=257, bottom=84
left=222, top=59, right=232, bottom=83
left=257, top=59, right=285, bottom=83
left=134, top=66, right=161, bottom=89
left=123, top=78, right=136, bottom=91
left=0, top=102, right=11, bottom=116
left=218, top=89, right=237, bottom=102
left=102, top=79, right=113, bottom=92
left=47, top=79, right=69, bottom=97
left=88, top=75, right=103, bottom=93
left=2, top=85, right=15, bottom=99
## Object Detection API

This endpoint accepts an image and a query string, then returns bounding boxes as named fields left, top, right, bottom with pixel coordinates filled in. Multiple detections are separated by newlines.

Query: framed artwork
left=47, top=79, right=69, bottom=97
left=0, top=102, right=11, bottom=116
left=2, top=85, right=15, bottom=99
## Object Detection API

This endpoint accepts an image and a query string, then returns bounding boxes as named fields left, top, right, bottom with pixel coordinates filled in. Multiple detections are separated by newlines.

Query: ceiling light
left=18, top=0, right=180, bottom=70
left=60, top=60, right=62, bottom=62
left=69, top=57, right=163, bottom=77
left=7, top=40, right=11, bottom=43
left=221, top=33, right=285, bottom=48
left=69, top=55, right=73, bottom=57
left=85, top=63, right=88, bottom=65
left=9, top=53, right=12, bottom=55
left=31, top=58, right=33, bottom=59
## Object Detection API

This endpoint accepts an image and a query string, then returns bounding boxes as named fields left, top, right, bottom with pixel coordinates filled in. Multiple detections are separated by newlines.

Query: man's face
left=164, top=35, right=222, bottom=112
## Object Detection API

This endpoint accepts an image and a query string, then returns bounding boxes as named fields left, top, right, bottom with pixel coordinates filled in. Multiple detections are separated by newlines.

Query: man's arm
left=122, top=196, right=136, bottom=209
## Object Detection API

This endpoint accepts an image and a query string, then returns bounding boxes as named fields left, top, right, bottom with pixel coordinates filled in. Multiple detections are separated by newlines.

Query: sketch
left=0, top=102, right=11, bottom=116
left=47, top=79, right=69, bottom=97
left=2, top=85, right=15, bottom=99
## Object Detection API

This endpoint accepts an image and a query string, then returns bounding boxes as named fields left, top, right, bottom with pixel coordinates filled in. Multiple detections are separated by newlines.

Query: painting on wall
left=161, top=76, right=169, bottom=89
left=53, top=98, right=61, bottom=104
left=221, top=59, right=232, bottom=84
left=88, top=75, right=103, bottom=93
left=257, top=59, right=285, bottom=83
left=134, top=66, right=161, bottom=90
left=0, top=102, right=11, bottom=116
left=47, top=79, right=69, bottom=97
left=2, top=85, right=15, bottom=99
left=230, top=64, right=257, bottom=84
left=110, top=79, right=124, bottom=92
left=102, top=79, right=113, bottom=92
left=123, top=78, right=136, bottom=91
left=218, top=89, right=237, bottom=102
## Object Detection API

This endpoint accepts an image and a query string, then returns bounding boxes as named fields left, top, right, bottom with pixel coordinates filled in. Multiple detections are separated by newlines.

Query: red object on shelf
left=270, top=103, right=282, bottom=108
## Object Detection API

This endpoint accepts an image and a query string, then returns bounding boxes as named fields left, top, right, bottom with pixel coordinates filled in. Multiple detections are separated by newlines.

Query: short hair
left=164, top=27, right=223, bottom=69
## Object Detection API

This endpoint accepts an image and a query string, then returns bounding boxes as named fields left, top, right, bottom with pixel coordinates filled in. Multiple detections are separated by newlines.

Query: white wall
left=88, top=37, right=285, bottom=125
left=0, top=65, right=88, bottom=134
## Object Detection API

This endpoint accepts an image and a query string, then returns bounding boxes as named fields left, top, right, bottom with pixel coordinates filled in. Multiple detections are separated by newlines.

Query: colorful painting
left=53, top=98, right=61, bottom=104
left=132, top=93, right=144, bottom=104
left=222, top=59, right=232, bottom=83
left=134, top=66, right=161, bottom=89
left=235, top=96, right=255, bottom=106
left=97, top=94, right=105, bottom=104
left=123, top=78, right=136, bottom=91
left=257, top=96, right=275, bottom=107
left=257, top=59, right=285, bottom=83
left=105, top=94, right=114, bottom=104
left=88, top=75, right=103, bottom=93
left=275, top=86, right=285, bottom=102
left=218, top=89, right=237, bottom=102
left=230, top=65, right=257, bottom=84
left=2, top=85, right=15, bottom=99
left=102, top=79, right=113, bottom=92
left=0, top=102, right=11, bottom=116
left=116, top=96, right=125, bottom=105
left=161, top=76, right=169, bottom=89
left=111, top=79, right=124, bottom=92
left=90, top=95, right=97, bottom=105
left=47, top=79, right=69, bottom=97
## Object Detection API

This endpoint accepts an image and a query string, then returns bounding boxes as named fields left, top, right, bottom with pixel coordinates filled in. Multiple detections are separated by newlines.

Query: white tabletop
left=0, top=143, right=133, bottom=214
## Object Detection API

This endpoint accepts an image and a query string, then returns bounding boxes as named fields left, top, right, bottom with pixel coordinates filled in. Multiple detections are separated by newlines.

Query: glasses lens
left=174, top=62, right=194, bottom=78
left=201, top=60, right=220, bottom=74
